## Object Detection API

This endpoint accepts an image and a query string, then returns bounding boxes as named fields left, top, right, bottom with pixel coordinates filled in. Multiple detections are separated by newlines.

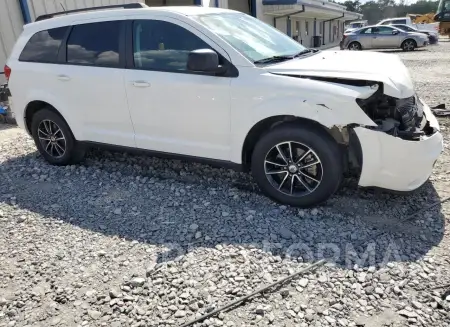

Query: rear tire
left=31, top=108, right=85, bottom=165
left=348, top=42, right=362, bottom=50
left=251, top=124, right=344, bottom=207
left=401, top=39, right=416, bottom=51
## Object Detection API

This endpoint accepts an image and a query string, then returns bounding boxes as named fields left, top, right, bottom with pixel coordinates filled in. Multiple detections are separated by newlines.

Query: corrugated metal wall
left=27, top=0, right=144, bottom=21
left=0, top=0, right=144, bottom=83
left=0, top=1, right=25, bottom=83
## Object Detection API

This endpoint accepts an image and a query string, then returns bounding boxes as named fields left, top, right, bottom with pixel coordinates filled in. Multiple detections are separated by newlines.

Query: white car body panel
left=5, top=6, right=443, bottom=196
left=355, top=100, right=443, bottom=191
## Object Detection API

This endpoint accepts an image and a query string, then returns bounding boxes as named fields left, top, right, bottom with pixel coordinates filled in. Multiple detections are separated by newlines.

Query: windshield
left=438, top=0, right=450, bottom=12
left=192, top=13, right=307, bottom=63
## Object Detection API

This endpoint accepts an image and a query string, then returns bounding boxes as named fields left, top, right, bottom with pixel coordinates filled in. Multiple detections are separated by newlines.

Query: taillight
left=3, top=65, right=11, bottom=81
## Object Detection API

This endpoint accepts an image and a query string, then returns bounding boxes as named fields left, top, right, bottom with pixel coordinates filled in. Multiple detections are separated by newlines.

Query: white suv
left=5, top=4, right=443, bottom=207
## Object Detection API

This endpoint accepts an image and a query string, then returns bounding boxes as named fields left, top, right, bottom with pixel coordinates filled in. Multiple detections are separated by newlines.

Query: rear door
left=56, top=20, right=136, bottom=147
left=357, top=27, right=375, bottom=48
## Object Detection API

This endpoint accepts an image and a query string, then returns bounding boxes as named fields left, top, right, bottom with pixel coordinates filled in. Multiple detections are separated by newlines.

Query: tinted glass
left=133, top=20, right=211, bottom=72
left=376, top=26, right=395, bottom=34
left=67, top=21, right=121, bottom=67
left=393, top=19, right=407, bottom=24
left=360, top=28, right=373, bottom=34
left=19, top=27, right=68, bottom=63
left=393, top=25, right=408, bottom=31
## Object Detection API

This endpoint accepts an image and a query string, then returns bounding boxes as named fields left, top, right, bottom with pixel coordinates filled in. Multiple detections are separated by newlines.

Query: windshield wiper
left=254, top=49, right=319, bottom=64
left=292, top=48, right=320, bottom=57
left=253, top=55, right=295, bottom=64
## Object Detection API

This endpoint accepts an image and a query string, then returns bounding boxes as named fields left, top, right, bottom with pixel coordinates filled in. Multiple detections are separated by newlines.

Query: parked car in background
left=377, top=16, right=440, bottom=34
left=391, top=24, right=439, bottom=44
left=345, top=20, right=368, bottom=33
left=340, top=25, right=429, bottom=51
left=5, top=5, right=443, bottom=207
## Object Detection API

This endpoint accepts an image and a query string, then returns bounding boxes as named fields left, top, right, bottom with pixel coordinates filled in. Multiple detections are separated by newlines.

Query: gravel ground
left=1, top=41, right=450, bottom=327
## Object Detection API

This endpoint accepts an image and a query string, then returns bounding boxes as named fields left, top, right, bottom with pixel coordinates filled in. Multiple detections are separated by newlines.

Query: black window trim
left=60, top=20, right=127, bottom=69
left=18, top=26, right=71, bottom=64
left=125, top=19, right=239, bottom=78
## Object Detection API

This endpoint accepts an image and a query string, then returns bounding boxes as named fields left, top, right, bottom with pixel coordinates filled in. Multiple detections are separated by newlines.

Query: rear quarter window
left=19, top=27, right=69, bottom=63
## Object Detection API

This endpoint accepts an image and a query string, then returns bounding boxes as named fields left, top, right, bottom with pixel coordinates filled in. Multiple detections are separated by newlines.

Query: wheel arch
left=401, top=38, right=417, bottom=48
left=24, top=100, right=77, bottom=139
left=348, top=41, right=362, bottom=50
left=241, top=115, right=347, bottom=172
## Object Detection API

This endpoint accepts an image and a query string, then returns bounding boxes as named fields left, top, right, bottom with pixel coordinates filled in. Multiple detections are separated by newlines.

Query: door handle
left=57, top=75, right=71, bottom=81
left=132, top=81, right=150, bottom=88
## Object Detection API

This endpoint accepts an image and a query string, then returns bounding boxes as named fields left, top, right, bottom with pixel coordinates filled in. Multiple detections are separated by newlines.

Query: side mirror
left=187, top=49, right=220, bottom=73
left=392, top=30, right=399, bottom=35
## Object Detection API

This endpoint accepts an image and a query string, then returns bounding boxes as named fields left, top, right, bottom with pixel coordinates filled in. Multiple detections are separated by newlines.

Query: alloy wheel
left=264, top=141, right=323, bottom=197
left=37, top=119, right=67, bottom=158
left=348, top=43, right=360, bottom=50
left=404, top=40, right=415, bottom=51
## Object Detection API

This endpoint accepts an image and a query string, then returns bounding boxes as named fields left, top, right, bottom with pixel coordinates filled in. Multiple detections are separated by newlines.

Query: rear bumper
left=355, top=98, right=443, bottom=192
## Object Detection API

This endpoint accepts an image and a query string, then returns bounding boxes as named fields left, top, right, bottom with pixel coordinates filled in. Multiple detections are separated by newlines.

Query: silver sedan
left=339, top=25, right=429, bottom=51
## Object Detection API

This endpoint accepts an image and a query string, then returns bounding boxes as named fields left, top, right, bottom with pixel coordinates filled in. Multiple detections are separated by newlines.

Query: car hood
left=264, top=50, right=415, bottom=98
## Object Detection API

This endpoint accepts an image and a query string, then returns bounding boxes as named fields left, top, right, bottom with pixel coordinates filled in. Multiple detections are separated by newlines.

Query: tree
left=343, top=0, right=440, bottom=24
left=343, top=0, right=362, bottom=12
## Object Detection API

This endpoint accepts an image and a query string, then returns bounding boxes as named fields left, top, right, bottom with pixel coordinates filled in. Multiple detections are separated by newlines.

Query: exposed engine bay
left=355, top=83, right=436, bottom=140
left=301, top=76, right=435, bottom=140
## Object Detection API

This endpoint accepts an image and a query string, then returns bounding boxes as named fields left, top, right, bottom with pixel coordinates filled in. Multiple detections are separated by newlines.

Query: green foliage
left=343, top=0, right=440, bottom=24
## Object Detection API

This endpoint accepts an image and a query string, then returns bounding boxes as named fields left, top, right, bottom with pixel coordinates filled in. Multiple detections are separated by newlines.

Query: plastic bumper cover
left=354, top=98, right=443, bottom=192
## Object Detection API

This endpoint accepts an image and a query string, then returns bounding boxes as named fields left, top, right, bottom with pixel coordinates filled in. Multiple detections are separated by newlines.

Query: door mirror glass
left=392, top=30, right=399, bottom=35
left=187, top=49, right=220, bottom=73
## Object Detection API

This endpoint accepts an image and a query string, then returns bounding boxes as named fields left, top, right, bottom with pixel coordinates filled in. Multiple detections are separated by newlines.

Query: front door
left=124, top=18, right=232, bottom=160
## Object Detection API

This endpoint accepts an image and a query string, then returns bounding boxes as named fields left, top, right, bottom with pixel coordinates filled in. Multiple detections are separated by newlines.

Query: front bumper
left=418, top=40, right=428, bottom=48
left=354, top=98, right=443, bottom=192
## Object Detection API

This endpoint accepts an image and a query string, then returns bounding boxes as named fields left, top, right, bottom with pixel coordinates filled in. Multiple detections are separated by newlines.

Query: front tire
left=401, top=39, right=416, bottom=51
left=31, top=108, right=85, bottom=165
left=251, top=124, right=344, bottom=207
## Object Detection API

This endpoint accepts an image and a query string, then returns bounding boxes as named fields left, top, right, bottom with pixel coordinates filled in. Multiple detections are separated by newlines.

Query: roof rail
left=35, top=3, right=147, bottom=22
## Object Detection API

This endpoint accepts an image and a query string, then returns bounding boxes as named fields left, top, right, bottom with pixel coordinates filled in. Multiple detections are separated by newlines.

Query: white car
left=5, top=5, right=443, bottom=207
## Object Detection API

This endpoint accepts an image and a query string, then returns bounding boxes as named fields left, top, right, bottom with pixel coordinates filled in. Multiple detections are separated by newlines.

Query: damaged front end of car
left=347, top=81, right=442, bottom=192
left=355, top=82, right=437, bottom=141
left=302, top=75, right=443, bottom=192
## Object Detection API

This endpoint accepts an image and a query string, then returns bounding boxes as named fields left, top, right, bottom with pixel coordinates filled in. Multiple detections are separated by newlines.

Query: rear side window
left=67, top=21, right=122, bottom=68
left=19, top=27, right=68, bottom=63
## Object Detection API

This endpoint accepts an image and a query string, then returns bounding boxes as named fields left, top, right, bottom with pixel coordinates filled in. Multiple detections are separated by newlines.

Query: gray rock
left=174, top=310, right=187, bottom=318
left=88, top=310, right=102, bottom=320
left=130, top=277, right=146, bottom=287
left=398, top=309, right=418, bottom=318
left=109, top=289, right=122, bottom=299
left=298, top=278, right=309, bottom=287
left=279, top=227, right=296, bottom=239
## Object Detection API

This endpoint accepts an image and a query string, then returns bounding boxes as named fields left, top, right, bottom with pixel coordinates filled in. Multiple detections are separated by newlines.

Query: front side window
left=133, top=20, right=211, bottom=72
left=66, top=21, right=121, bottom=68
left=393, top=25, right=408, bottom=31
left=19, top=27, right=68, bottom=63
left=193, top=13, right=308, bottom=63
